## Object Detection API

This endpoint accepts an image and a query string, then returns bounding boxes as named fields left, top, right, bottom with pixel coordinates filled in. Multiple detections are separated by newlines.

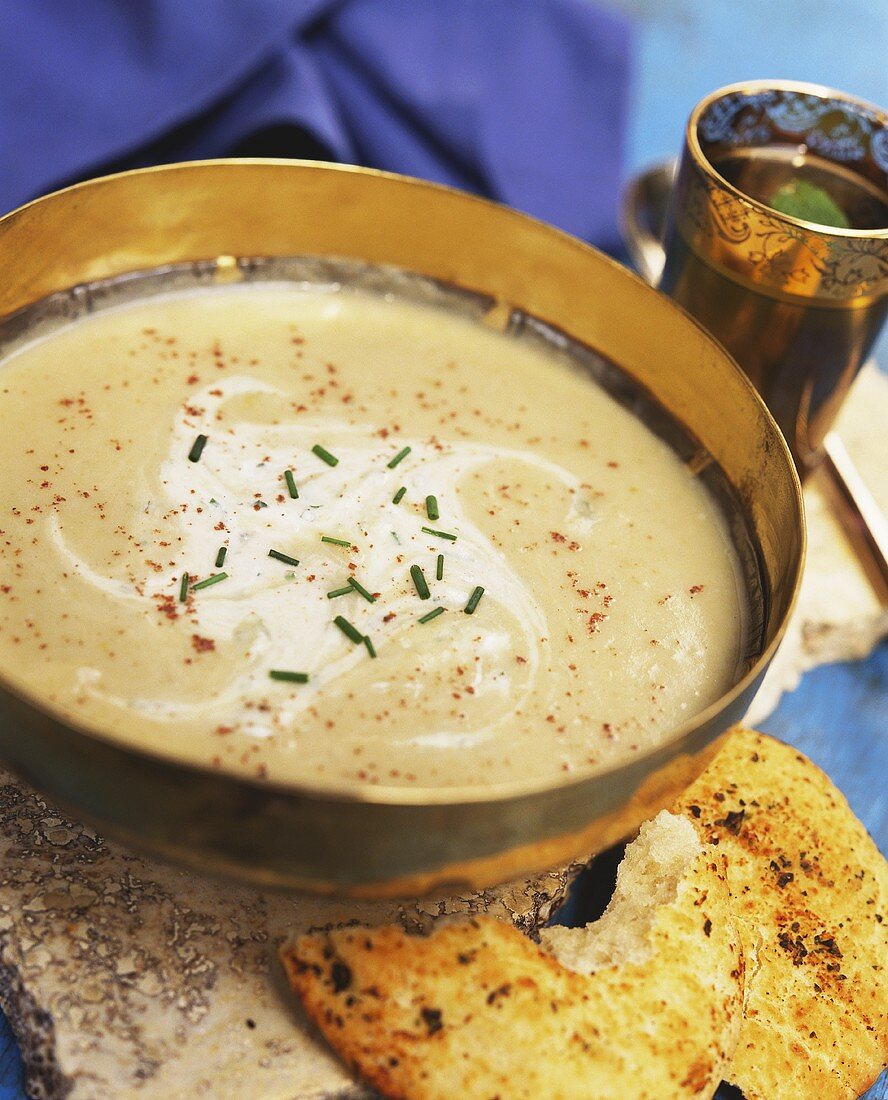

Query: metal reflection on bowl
left=0, top=161, right=804, bottom=895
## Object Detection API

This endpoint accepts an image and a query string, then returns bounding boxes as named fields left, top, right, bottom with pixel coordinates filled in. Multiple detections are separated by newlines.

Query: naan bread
left=281, top=812, right=743, bottom=1099
left=281, top=728, right=888, bottom=1099
left=674, top=728, right=888, bottom=1099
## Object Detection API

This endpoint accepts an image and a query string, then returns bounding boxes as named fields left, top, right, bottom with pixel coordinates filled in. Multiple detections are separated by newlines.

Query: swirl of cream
left=53, top=378, right=598, bottom=744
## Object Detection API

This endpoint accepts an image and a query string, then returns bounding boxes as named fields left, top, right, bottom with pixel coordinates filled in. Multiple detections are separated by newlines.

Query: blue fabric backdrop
left=0, top=0, right=632, bottom=248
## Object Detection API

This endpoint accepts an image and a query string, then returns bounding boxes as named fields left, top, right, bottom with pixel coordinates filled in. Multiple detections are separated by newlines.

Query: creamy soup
left=0, top=281, right=749, bottom=789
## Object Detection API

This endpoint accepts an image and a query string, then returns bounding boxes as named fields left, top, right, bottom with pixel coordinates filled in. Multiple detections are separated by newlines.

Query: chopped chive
left=426, top=495, right=439, bottom=521
left=392, top=486, right=407, bottom=504
left=268, top=549, right=300, bottom=567
left=269, top=669, right=309, bottom=684
left=464, top=586, right=485, bottom=615
left=284, top=469, right=299, bottom=499
left=179, top=573, right=189, bottom=602
left=255, top=500, right=268, bottom=509
left=312, top=444, right=339, bottom=467
left=363, top=635, right=377, bottom=659
left=191, top=571, right=228, bottom=591
left=348, top=576, right=376, bottom=603
left=387, top=446, right=411, bottom=469
left=334, top=615, right=364, bottom=644
left=326, top=585, right=354, bottom=599
left=421, top=526, right=457, bottom=541
left=436, top=553, right=444, bottom=581
left=410, top=564, right=431, bottom=600
left=215, top=546, right=227, bottom=568
left=188, top=434, right=208, bottom=462
left=418, top=606, right=445, bottom=624
left=321, top=535, right=352, bottom=548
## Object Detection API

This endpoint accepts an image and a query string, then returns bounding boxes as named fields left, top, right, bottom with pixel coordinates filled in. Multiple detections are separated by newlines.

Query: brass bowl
left=0, top=161, right=804, bottom=896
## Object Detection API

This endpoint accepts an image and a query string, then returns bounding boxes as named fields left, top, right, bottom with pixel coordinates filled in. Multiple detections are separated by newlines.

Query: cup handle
left=619, top=159, right=677, bottom=288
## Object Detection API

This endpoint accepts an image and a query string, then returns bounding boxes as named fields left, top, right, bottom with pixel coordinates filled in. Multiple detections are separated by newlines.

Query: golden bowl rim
left=0, top=158, right=806, bottom=810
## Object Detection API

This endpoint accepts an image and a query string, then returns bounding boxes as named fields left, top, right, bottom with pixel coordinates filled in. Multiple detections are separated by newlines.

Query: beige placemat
left=747, top=364, right=888, bottom=724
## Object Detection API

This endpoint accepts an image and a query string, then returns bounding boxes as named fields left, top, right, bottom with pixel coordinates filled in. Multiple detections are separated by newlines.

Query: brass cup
left=660, top=80, right=888, bottom=478
left=0, top=161, right=804, bottom=895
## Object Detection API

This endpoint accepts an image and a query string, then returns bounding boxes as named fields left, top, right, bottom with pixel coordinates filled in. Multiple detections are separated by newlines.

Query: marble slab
left=0, top=774, right=581, bottom=1099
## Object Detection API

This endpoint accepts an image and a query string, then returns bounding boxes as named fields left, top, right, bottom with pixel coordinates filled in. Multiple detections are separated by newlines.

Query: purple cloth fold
left=0, top=0, right=632, bottom=247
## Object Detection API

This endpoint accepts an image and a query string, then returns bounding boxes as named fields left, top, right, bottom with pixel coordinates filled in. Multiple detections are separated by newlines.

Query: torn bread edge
left=281, top=811, right=743, bottom=1100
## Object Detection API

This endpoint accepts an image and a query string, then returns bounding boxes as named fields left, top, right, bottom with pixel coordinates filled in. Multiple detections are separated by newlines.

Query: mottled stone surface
left=0, top=773, right=580, bottom=1100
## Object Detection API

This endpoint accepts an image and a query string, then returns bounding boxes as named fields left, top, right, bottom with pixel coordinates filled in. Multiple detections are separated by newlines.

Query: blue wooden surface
left=764, top=644, right=887, bottom=850
left=0, top=1039, right=22, bottom=1100
left=3, top=2, right=887, bottom=1097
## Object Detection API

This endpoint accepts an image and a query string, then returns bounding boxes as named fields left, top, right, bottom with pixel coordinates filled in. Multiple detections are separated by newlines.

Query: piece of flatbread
left=281, top=811, right=743, bottom=1099
left=673, top=728, right=888, bottom=1099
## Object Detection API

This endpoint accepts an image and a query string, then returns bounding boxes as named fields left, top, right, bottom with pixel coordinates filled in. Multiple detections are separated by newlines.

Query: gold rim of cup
left=671, top=79, right=888, bottom=307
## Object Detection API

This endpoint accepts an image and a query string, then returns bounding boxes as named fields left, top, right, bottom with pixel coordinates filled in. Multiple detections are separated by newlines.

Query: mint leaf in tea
left=767, top=178, right=851, bottom=229
left=712, top=147, right=888, bottom=231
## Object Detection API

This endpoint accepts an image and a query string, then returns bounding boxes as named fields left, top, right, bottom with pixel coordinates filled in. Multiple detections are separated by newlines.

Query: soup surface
left=0, top=282, right=748, bottom=789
